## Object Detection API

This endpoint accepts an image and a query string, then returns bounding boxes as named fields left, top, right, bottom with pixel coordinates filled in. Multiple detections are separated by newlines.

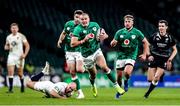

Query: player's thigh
left=124, top=65, right=134, bottom=75
left=147, top=68, right=156, bottom=81
left=154, top=67, right=164, bottom=81
left=124, top=59, right=135, bottom=75
left=16, top=58, right=25, bottom=69
left=75, top=53, right=84, bottom=72
left=96, top=55, right=108, bottom=69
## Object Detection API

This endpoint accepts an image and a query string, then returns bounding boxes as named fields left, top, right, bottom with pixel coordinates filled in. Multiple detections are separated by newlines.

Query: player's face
left=65, top=83, right=76, bottom=94
left=158, top=23, right=168, bottom=33
left=74, top=14, right=81, bottom=24
left=124, top=18, right=133, bottom=29
left=80, top=14, right=90, bottom=27
left=11, top=25, right=19, bottom=35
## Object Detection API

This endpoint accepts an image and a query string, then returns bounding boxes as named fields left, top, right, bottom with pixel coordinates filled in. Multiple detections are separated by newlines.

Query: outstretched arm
left=139, top=38, right=150, bottom=61
left=110, top=39, right=118, bottom=47
left=97, top=28, right=109, bottom=42
left=57, top=30, right=66, bottom=48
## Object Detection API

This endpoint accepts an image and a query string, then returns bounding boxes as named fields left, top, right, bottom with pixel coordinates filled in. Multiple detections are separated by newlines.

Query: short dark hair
left=159, top=20, right=168, bottom=26
left=124, top=14, right=134, bottom=20
left=74, top=10, right=83, bottom=15
left=10, top=23, right=19, bottom=27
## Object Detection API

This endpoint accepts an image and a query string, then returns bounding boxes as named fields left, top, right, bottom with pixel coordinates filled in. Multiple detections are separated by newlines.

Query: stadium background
left=0, top=0, right=180, bottom=88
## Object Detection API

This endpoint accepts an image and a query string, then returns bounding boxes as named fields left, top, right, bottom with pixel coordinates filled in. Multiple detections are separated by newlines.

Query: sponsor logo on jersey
left=124, top=39, right=130, bottom=45
left=83, top=30, right=87, bottom=34
left=132, top=35, right=136, bottom=39
left=93, top=27, right=97, bottom=32
left=120, top=35, right=124, bottom=38
left=67, top=27, right=70, bottom=31
left=165, top=38, right=169, bottom=43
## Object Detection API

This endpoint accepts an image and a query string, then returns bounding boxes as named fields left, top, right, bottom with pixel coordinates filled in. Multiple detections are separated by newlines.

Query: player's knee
left=76, top=67, right=84, bottom=73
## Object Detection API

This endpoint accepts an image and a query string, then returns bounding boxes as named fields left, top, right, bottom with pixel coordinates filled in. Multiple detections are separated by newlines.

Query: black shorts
left=148, top=54, right=168, bottom=69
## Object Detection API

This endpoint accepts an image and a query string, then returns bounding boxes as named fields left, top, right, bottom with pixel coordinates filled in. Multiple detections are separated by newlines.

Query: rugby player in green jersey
left=71, top=13, right=125, bottom=97
left=110, top=14, right=150, bottom=98
left=57, top=10, right=85, bottom=99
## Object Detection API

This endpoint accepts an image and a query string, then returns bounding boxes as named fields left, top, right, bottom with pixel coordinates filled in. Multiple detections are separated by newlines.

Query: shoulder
left=6, top=34, right=12, bottom=39
left=116, top=28, right=124, bottom=34
left=90, top=22, right=99, bottom=26
left=133, top=27, right=142, bottom=33
left=65, top=20, right=74, bottom=26
left=18, top=32, right=26, bottom=38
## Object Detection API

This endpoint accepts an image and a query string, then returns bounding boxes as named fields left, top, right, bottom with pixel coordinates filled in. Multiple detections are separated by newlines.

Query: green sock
left=72, top=78, right=81, bottom=90
left=106, top=70, right=116, bottom=83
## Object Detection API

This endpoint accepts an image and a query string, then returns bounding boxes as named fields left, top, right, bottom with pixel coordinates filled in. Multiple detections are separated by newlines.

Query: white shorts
left=83, top=48, right=104, bottom=69
left=7, top=55, right=25, bottom=68
left=116, top=59, right=135, bottom=69
left=65, top=52, right=83, bottom=63
left=34, top=81, right=55, bottom=93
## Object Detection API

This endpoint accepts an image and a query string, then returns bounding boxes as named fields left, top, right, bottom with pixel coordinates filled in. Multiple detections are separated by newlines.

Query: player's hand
left=139, top=54, right=146, bottom=61
left=148, top=55, right=154, bottom=61
left=20, top=54, right=26, bottom=59
left=99, top=28, right=108, bottom=41
left=110, top=40, right=117, bottom=47
left=57, top=40, right=62, bottom=48
left=166, top=60, right=172, bottom=71
left=84, top=33, right=94, bottom=41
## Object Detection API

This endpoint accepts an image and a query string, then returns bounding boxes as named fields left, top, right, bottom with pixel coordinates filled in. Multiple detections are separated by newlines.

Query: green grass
left=0, top=87, right=180, bottom=105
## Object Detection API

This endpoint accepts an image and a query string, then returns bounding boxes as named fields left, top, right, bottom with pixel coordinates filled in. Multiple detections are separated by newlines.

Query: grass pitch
left=0, top=87, right=180, bottom=105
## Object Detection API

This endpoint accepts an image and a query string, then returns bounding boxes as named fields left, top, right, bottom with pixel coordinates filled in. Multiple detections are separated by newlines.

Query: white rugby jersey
left=53, top=82, right=68, bottom=96
left=6, top=32, right=27, bottom=57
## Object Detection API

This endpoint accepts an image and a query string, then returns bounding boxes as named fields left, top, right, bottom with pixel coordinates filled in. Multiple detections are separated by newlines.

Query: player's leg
left=96, top=55, right=125, bottom=95
left=7, top=65, right=15, bottom=93
left=76, top=53, right=85, bottom=73
left=17, top=59, right=25, bottom=92
left=66, top=55, right=84, bottom=99
left=123, top=59, right=135, bottom=92
left=144, top=67, right=164, bottom=98
left=87, top=66, right=98, bottom=97
left=31, top=61, right=50, bottom=81
left=123, top=65, right=133, bottom=92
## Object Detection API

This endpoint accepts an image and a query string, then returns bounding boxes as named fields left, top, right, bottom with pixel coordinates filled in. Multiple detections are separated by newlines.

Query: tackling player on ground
left=27, top=62, right=76, bottom=99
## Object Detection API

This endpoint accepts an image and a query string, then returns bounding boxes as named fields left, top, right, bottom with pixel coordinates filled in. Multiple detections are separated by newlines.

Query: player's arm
left=110, top=30, right=120, bottom=47
left=139, top=38, right=150, bottom=61
left=22, top=40, right=30, bottom=59
left=166, top=45, right=177, bottom=70
left=4, top=39, right=11, bottom=51
left=57, top=30, right=66, bottom=48
left=70, top=36, right=89, bottom=47
left=97, top=28, right=109, bottom=42
left=110, top=39, right=118, bottom=47
left=50, top=89, right=66, bottom=99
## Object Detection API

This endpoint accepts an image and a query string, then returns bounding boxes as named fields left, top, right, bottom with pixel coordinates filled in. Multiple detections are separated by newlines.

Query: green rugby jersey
left=114, top=27, right=144, bottom=60
left=63, top=20, right=80, bottom=52
left=73, top=22, right=100, bottom=57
